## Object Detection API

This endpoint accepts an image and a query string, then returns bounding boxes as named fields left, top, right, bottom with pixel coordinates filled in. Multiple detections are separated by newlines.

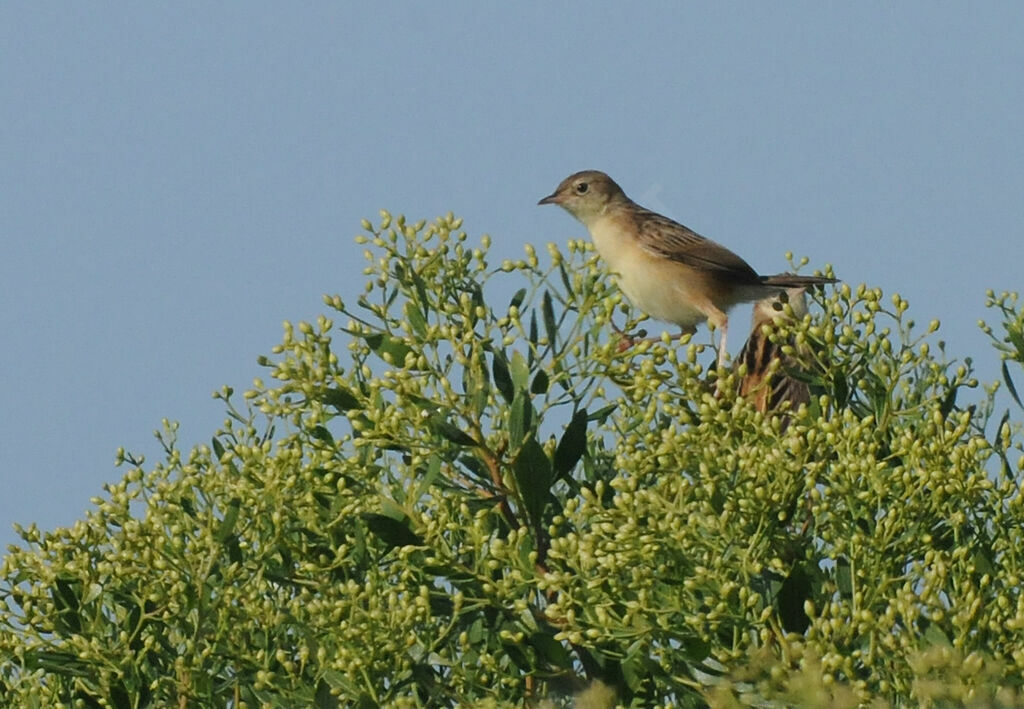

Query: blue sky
left=2, top=4, right=1023, bottom=549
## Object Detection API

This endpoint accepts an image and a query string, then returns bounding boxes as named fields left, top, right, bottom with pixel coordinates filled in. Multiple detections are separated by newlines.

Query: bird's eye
left=575, top=182, right=589, bottom=194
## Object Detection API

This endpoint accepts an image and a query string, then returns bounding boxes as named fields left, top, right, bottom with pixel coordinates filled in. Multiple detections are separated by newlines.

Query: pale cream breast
left=587, top=214, right=637, bottom=274
left=588, top=215, right=717, bottom=329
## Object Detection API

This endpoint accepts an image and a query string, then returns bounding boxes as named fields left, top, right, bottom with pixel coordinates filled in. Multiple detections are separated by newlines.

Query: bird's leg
left=702, top=308, right=730, bottom=371
left=717, top=319, right=729, bottom=372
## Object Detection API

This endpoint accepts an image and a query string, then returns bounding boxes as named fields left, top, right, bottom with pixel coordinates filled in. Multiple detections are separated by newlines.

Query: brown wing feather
left=631, top=207, right=762, bottom=284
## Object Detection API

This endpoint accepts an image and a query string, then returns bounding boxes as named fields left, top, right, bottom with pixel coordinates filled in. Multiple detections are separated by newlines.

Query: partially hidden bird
left=539, top=170, right=836, bottom=370
left=737, top=287, right=812, bottom=416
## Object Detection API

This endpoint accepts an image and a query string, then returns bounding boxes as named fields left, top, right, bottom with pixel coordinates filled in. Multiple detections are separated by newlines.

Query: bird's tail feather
left=760, top=273, right=837, bottom=287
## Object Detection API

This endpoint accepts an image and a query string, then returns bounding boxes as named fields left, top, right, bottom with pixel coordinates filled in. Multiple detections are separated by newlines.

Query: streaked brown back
left=737, top=289, right=811, bottom=419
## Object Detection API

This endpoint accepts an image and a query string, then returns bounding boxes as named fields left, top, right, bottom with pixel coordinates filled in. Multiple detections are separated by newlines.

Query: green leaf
left=1003, top=361, right=1023, bottom=409
left=921, top=619, right=951, bottom=648
left=832, top=371, right=849, bottom=407
left=835, top=557, right=852, bottom=599
left=510, top=350, right=530, bottom=392
left=216, top=498, right=241, bottom=542
left=530, top=632, right=571, bottom=669
left=994, top=408, right=1011, bottom=450
left=51, top=578, right=82, bottom=634
left=621, top=654, right=645, bottom=692
left=467, top=279, right=485, bottom=310
left=974, top=547, right=996, bottom=577
left=512, top=436, right=552, bottom=524
left=82, top=582, right=103, bottom=605
left=320, top=670, right=350, bottom=690
left=554, top=408, right=588, bottom=479
left=24, top=649, right=90, bottom=675
left=428, top=593, right=455, bottom=617
left=542, top=290, right=558, bottom=347
left=404, top=301, right=428, bottom=338
left=411, top=455, right=442, bottom=504
left=778, top=564, right=813, bottom=634
left=680, top=635, right=711, bottom=663
left=410, top=268, right=431, bottom=314
left=462, top=354, right=485, bottom=415
left=503, top=641, right=532, bottom=672
left=508, top=392, right=534, bottom=447
left=467, top=617, right=486, bottom=644
left=557, top=260, right=573, bottom=295
left=530, top=369, right=549, bottom=395
left=364, top=332, right=414, bottom=367
left=528, top=311, right=539, bottom=359
left=457, top=454, right=489, bottom=483
left=310, top=425, right=334, bottom=444
left=431, top=417, right=479, bottom=447
left=223, top=536, right=242, bottom=566
left=1007, top=323, right=1024, bottom=356
left=211, top=436, right=225, bottom=460
left=491, top=350, right=515, bottom=404
left=354, top=694, right=380, bottom=709
left=587, top=404, right=618, bottom=423
left=320, top=385, right=361, bottom=411
left=509, top=287, right=527, bottom=310
left=315, top=678, right=340, bottom=709
left=109, top=684, right=133, bottom=709
left=928, top=521, right=955, bottom=551
left=939, top=383, right=958, bottom=419
left=361, top=513, right=423, bottom=549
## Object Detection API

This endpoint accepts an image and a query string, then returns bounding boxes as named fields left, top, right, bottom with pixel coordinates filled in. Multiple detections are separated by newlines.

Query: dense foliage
left=2, top=213, right=1023, bottom=707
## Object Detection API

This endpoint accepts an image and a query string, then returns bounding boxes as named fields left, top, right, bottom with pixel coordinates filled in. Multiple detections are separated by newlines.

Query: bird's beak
left=538, top=192, right=560, bottom=206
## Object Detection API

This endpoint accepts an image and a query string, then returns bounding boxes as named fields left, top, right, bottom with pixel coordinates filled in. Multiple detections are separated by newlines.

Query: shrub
left=2, top=212, right=1023, bottom=707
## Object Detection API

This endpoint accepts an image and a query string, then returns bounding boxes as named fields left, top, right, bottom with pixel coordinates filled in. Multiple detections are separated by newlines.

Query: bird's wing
left=632, top=208, right=761, bottom=282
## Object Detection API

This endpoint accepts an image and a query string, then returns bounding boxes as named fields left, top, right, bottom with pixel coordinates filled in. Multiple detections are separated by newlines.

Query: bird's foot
left=614, top=326, right=696, bottom=353
left=613, top=328, right=647, bottom=352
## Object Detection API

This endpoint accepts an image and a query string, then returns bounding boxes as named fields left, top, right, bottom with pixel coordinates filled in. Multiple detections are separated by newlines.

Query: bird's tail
left=759, top=273, right=838, bottom=288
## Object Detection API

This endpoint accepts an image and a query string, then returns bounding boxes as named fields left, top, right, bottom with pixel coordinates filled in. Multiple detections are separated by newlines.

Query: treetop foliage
left=2, top=212, right=1024, bottom=707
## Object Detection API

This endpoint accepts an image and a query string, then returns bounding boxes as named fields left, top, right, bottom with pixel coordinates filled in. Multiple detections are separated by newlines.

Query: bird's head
left=538, top=170, right=628, bottom=225
left=752, top=286, right=809, bottom=328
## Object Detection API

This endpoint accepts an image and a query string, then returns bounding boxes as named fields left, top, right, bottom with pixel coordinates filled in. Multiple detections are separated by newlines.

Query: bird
left=538, top=170, right=836, bottom=370
left=737, top=287, right=812, bottom=416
